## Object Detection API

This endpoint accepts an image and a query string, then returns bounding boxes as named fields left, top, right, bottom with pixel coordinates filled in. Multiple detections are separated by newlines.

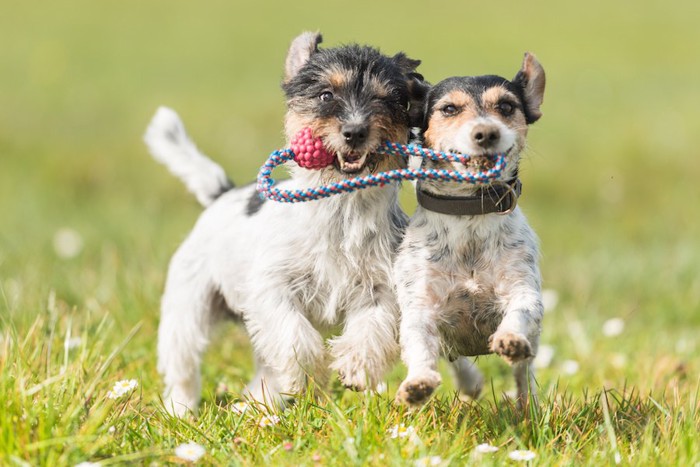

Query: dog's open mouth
left=336, top=150, right=370, bottom=174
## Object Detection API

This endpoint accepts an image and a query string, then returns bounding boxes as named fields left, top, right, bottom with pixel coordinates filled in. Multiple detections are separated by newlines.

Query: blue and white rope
left=256, top=141, right=506, bottom=203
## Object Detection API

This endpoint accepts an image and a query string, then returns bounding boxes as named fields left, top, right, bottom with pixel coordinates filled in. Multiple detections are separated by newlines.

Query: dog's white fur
left=394, top=54, right=546, bottom=408
left=145, top=107, right=232, bottom=207
left=145, top=35, right=409, bottom=416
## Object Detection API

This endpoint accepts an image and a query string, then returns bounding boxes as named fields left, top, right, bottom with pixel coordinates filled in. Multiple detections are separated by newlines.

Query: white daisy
left=388, top=423, right=415, bottom=439
left=231, top=401, right=250, bottom=414
left=561, top=359, right=580, bottom=375
left=258, top=414, right=280, bottom=427
left=475, top=443, right=500, bottom=454
left=343, top=437, right=357, bottom=458
left=65, top=336, right=82, bottom=350
left=533, top=344, right=555, bottom=369
left=414, top=455, right=442, bottom=466
left=53, top=228, right=84, bottom=259
left=106, top=379, right=138, bottom=400
left=610, top=353, right=627, bottom=369
left=174, top=442, right=206, bottom=462
left=508, top=449, right=536, bottom=461
left=75, top=462, right=100, bottom=467
left=602, top=318, right=625, bottom=337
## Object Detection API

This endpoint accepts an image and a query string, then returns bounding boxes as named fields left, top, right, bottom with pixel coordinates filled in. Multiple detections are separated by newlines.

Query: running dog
left=394, top=53, right=546, bottom=408
left=145, top=32, right=427, bottom=416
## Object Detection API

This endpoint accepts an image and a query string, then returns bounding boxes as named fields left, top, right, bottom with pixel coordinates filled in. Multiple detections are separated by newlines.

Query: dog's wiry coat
left=394, top=53, right=546, bottom=408
left=145, top=32, right=425, bottom=416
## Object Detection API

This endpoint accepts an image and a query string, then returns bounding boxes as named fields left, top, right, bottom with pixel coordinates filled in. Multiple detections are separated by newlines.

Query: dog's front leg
left=244, top=293, right=328, bottom=401
left=394, top=304, right=443, bottom=407
left=329, top=293, right=399, bottom=392
left=490, top=283, right=543, bottom=407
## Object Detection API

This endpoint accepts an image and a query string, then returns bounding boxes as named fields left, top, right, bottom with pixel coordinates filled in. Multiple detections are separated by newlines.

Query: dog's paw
left=489, top=331, right=533, bottom=364
left=336, top=366, right=368, bottom=392
left=395, top=371, right=442, bottom=407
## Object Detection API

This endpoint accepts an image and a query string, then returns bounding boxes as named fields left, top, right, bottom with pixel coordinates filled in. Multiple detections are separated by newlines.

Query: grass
left=1, top=0, right=700, bottom=465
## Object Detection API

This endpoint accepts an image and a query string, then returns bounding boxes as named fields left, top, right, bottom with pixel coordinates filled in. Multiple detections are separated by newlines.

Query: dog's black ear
left=391, top=53, right=430, bottom=127
left=513, top=52, right=546, bottom=123
left=406, top=72, right=431, bottom=128
left=285, top=31, right=322, bottom=81
left=391, top=52, right=421, bottom=74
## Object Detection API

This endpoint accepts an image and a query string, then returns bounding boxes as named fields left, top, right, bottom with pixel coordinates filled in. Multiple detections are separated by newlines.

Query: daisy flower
left=533, top=344, right=555, bottom=369
left=258, top=414, right=280, bottom=428
left=475, top=443, right=500, bottom=454
left=106, top=379, right=138, bottom=400
left=175, top=442, right=206, bottom=462
left=508, top=449, right=536, bottom=461
left=610, top=353, right=627, bottom=369
left=231, top=401, right=250, bottom=414
left=414, top=455, right=442, bottom=466
left=65, top=336, right=82, bottom=350
left=75, top=462, right=100, bottom=467
left=561, top=359, right=580, bottom=375
left=53, top=227, right=84, bottom=259
left=388, top=423, right=415, bottom=439
left=602, top=318, right=625, bottom=337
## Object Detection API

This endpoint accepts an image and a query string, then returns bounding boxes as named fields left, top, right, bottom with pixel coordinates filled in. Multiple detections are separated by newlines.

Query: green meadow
left=1, top=0, right=699, bottom=465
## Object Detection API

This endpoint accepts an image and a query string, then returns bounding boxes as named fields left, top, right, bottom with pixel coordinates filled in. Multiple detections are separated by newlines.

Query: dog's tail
left=144, top=106, right=234, bottom=207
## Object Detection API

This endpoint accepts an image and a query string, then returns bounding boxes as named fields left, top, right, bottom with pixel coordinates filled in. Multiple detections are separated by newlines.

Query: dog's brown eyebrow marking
left=431, top=90, right=478, bottom=121
left=434, top=90, right=477, bottom=114
left=328, top=69, right=349, bottom=88
left=481, top=86, right=518, bottom=106
left=368, top=76, right=389, bottom=98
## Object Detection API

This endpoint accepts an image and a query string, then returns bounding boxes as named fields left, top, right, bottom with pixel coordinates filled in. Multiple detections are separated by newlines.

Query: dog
left=144, top=32, right=427, bottom=416
left=393, top=53, right=546, bottom=408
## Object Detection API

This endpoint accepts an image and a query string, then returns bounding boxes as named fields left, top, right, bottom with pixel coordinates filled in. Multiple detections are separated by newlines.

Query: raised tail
left=144, top=106, right=234, bottom=207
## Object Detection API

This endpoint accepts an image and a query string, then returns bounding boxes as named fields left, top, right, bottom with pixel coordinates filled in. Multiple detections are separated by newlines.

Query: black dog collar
left=416, top=179, right=522, bottom=216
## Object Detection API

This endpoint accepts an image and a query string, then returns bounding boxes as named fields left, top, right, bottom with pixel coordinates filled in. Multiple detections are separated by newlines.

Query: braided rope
left=256, top=141, right=507, bottom=203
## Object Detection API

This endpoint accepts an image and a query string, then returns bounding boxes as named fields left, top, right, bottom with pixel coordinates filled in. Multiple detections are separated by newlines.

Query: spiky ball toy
left=290, top=127, right=335, bottom=169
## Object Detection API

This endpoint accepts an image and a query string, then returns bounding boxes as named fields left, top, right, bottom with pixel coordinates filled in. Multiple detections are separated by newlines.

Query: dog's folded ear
left=513, top=52, right=546, bottom=124
left=392, top=53, right=431, bottom=128
left=285, top=31, right=323, bottom=81
left=406, top=72, right=431, bottom=128
left=391, top=52, right=421, bottom=74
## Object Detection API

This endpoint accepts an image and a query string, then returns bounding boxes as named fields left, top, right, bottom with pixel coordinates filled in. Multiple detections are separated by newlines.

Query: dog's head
left=422, top=53, right=545, bottom=186
left=282, top=32, right=428, bottom=176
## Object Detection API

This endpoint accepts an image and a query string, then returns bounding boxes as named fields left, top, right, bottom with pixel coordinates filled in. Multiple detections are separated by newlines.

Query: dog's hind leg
left=513, top=360, right=537, bottom=409
left=450, top=357, right=484, bottom=400
left=157, top=248, right=219, bottom=417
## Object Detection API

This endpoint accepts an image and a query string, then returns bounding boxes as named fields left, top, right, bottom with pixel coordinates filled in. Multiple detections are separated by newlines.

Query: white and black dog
left=394, top=53, right=546, bottom=408
left=145, top=32, right=427, bottom=416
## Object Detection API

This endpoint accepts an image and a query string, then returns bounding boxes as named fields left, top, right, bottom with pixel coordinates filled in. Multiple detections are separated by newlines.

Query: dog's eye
left=440, top=104, right=460, bottom=117
left=497, top=101, right=516, bottom=116
left=319, top=91, right=334, bottom=102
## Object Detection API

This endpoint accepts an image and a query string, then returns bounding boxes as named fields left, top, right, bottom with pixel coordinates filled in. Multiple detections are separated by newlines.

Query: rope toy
left=256, top=128, right=507, bottom=203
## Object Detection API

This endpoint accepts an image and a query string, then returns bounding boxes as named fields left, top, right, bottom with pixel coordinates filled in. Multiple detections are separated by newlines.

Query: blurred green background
left=1, top=0, right=699, bottom=393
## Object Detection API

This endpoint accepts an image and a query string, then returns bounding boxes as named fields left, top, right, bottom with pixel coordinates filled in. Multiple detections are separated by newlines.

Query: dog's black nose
left=471, top=124, right=500, bottom=148
left=341, top=123, right=369, bottom=147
